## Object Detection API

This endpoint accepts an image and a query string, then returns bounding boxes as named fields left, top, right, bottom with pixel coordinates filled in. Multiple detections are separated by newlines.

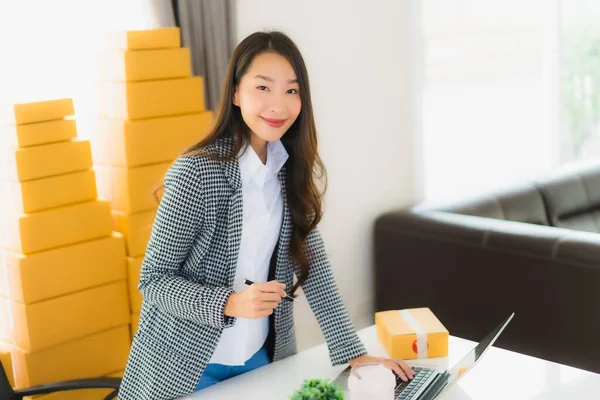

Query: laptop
left=333, top=313, right=515, bottom=400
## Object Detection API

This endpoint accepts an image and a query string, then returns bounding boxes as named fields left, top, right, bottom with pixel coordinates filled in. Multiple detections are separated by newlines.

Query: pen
left=244, top=278, right=299, bottom=303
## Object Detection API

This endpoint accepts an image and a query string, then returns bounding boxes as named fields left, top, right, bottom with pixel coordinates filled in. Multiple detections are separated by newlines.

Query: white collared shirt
left=209, top=139, right=289, bottom=365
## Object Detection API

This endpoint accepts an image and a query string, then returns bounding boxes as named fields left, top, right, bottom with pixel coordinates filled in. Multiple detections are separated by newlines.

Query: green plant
left=289, top=378, right=345, bottom=400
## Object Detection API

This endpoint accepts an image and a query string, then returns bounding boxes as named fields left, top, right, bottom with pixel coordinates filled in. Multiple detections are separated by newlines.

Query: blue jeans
left=194, top=346, right=271, bottom=391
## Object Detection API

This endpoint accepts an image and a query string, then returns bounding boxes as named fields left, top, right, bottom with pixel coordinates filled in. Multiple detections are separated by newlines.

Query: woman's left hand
left=348, top=354, right=415, bottom=382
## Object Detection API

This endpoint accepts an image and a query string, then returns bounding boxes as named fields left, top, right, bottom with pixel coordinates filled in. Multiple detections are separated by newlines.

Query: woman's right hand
left=224, top=280, right=287, bottom=318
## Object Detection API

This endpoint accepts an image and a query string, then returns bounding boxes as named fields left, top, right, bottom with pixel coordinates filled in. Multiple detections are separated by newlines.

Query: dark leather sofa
left=374, top=162, right=600, bottom=374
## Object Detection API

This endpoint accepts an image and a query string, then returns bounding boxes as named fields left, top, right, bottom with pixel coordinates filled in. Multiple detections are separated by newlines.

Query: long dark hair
left=181, top=31, right=326, bottom=297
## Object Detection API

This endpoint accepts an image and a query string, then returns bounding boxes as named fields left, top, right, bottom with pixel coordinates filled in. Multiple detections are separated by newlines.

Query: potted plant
left=289, top=378, right=345, bottom=400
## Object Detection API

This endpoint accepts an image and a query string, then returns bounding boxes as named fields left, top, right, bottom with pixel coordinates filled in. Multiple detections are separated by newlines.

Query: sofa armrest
left=378, top=209, right=600, bottom=266
left=555, top=230, right=600, bottom=266
left=375, top=210, right=497, bottom=245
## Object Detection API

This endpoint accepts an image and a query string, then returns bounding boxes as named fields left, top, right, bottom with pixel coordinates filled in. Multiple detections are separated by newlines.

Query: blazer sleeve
left=138, top=156, right=236, bottom=330
left=296, top=228, right=368, bottom=365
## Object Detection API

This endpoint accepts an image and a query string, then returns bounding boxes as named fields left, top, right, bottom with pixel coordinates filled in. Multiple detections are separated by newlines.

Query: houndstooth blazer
left=118, top=137, right=367, bottom=400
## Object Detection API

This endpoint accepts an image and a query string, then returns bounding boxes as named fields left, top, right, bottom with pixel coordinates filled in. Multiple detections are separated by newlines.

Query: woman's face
left=233, top=52, right=302, bottom=143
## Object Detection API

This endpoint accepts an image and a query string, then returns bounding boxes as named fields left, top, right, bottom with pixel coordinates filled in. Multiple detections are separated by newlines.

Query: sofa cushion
left=536, top=164, right=600, bottom=232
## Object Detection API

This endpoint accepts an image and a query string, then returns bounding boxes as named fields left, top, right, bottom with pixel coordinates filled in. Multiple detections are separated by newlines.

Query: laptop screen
left=426, top=313, right=514, bottom=398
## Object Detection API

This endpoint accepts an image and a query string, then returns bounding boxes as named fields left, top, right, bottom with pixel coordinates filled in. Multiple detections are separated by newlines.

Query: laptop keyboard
left=395, top=366, right=435, bottom=400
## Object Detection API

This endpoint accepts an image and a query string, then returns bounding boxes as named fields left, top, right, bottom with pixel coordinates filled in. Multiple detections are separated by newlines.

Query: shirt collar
left=238, top=140, right=289, bottom=187
left=266, top=140, right=289, bottom=177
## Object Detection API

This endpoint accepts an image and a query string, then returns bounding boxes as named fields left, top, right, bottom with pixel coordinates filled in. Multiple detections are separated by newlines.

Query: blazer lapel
left=218, top=137, right=242, bottom=190
left=275, top=166, right=293, bottom=281
left=216, top=138, right=243, bottom=288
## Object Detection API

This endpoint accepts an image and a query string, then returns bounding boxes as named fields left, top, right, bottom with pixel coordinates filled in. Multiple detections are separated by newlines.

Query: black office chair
left=0, top=362, right=121, bottom=400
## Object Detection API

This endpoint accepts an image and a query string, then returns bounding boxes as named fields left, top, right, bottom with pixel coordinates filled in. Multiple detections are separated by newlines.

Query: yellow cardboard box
left=0, top=281, right=130, bottom=352
left=0, top=140, right=92, bottom=182
left=92, top=111, right=212, bottom=167
left=0, top=233, right=126, bottom=304
left=105, top=27, right=181, bottom=50
left=95, top=162, right=169, bottom=213
left=112, top=209, right=156, bottom=257
left=11, top=325, right=130, bottom=389
left=127, top=256, right=143, bottom=313
left=0, top=99, right=74, bottom=125
left=0, top=342, right=15, bottom=388
left=100, top=77, right=205, bottom=120
left=0, top=200, right=113, bottom=254
left=0, top=119, right=77, bottom=148
left=102, top=47, right=192, bottom=82
left=0, top=170, right=97, bottom=214
left=375, top=307, right=449, bottom=360
left=0, top=308, right=9, bottom=346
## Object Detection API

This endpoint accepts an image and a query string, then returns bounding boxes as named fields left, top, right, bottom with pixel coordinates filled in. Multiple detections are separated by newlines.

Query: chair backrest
left=0, top=362, right=17, bottom=400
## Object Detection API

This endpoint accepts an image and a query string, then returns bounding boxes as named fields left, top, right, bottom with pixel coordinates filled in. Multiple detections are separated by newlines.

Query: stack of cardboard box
left=0, top=98, right=130, bottom=398
left=93, top=27, right=213, bottom=337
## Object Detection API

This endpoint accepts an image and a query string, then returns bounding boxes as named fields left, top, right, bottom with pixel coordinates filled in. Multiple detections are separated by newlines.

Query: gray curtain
left=173, top=0, right=236, bottom=111
left=146, top=0, right=176, bottom=27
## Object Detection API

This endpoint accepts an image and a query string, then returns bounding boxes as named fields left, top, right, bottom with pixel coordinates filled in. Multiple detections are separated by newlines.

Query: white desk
left=180, top=325, right=600, bottom=399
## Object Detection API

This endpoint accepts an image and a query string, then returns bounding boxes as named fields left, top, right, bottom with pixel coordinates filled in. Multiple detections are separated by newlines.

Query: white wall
left=234, top=0, right=423, bottom=350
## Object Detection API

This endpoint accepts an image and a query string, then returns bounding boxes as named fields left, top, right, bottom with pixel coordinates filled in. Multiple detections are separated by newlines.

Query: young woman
left=118, top=31, right=414, bottom=400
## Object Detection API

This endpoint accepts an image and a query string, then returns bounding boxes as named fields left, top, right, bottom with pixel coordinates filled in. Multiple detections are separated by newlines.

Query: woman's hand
left=224, top=280, right=287, bottom=318
left=348, top=354, right=416, bottom=382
